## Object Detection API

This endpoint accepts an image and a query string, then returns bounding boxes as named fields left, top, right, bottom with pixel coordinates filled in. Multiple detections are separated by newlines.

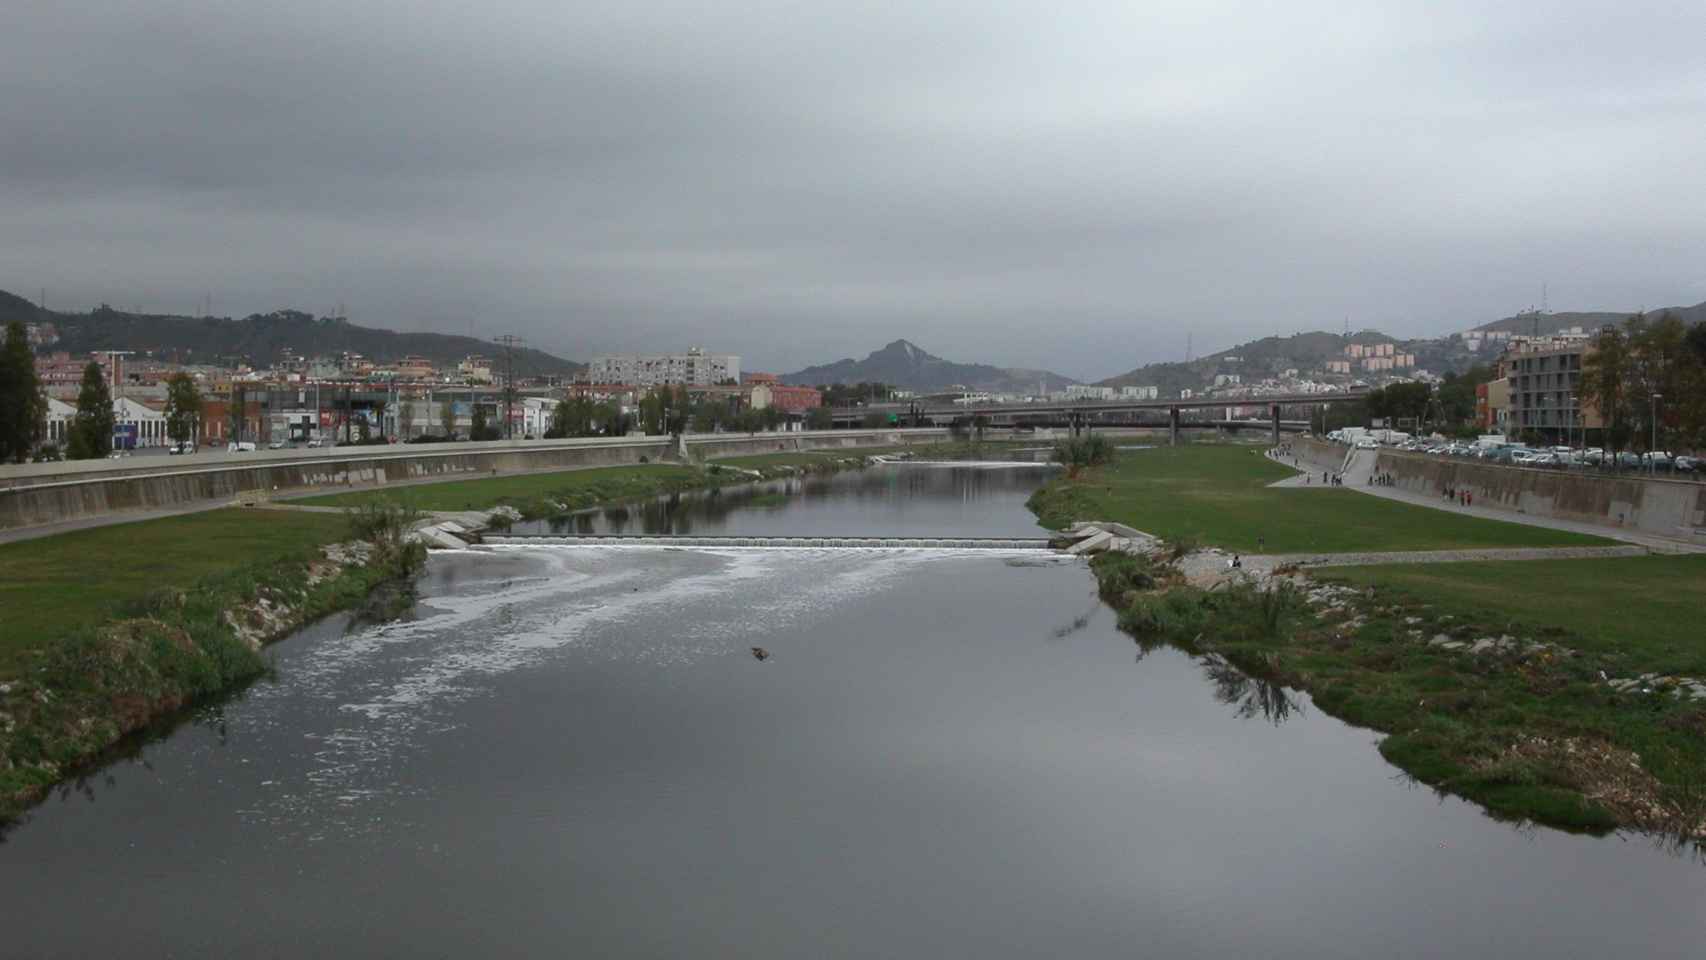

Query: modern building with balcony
left=1502, top=341, right=1600, bottom=444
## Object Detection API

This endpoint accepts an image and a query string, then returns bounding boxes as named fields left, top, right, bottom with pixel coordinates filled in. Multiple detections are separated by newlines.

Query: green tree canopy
left=67, top=361, right=115, bottom=459
left=0, top=320, right=47, bottom=462
left=164, top=373, right=203, bottom=446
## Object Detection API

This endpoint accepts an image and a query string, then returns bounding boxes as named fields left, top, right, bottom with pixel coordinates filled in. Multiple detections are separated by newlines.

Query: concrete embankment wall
left=1287, top=437, right=1351, bottom=477
left=1373, top=449, right=1706, bottom=543
left=0, top=429, right=947, bottom=531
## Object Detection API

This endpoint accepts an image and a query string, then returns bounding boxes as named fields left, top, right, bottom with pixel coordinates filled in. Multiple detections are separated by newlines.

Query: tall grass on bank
left=346, top=500, right=428, bottom=574
left=1050, top=433, right=1114, bottom=477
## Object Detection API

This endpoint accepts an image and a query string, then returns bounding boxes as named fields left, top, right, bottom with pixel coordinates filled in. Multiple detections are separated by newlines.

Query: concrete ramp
left=1339, top=448, right=1377, bottom=486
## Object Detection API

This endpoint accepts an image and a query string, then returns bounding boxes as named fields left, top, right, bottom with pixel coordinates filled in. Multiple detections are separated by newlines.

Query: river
left=3, top=464, right=1704, bottom=957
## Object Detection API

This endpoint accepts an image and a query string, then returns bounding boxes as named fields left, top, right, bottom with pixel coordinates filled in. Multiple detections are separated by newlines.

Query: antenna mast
left=493, top=334, right=527, bottom=439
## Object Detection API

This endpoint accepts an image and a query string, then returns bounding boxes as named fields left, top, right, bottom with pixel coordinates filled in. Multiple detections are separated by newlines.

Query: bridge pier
left=1270, top=404, right=1281, bottom=446
left=1168, top=406, right=1180, bottom=446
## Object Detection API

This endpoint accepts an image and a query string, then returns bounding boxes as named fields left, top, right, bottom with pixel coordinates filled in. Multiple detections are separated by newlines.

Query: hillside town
left=5, top=306, right=1701, bottom=459
left=19, top=340, right=825, bottom=454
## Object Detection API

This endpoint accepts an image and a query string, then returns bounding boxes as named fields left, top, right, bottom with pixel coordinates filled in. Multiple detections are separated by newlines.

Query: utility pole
left=493, top=335, right=526, bottom=439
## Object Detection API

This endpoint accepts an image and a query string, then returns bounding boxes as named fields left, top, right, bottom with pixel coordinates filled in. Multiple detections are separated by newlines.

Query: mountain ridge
left=780, top=339, right=1078, bottom=394
left=0, top=289, right=582, bottom=375
left=1471, top=301, right=1706, bottom=336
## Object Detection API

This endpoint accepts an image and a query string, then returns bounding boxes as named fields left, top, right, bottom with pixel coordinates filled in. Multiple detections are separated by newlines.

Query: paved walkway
left=1245, top=544, right=1650, bottom=574
left=1263, top=449, right=1706, bottom=555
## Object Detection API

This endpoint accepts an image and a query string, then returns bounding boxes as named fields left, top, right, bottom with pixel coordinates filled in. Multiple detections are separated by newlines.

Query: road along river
left=3, top=464, right=1703, bottom=957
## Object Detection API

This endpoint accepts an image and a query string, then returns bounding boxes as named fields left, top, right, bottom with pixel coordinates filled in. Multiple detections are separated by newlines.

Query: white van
left=227, top=441, right=257, bottom=453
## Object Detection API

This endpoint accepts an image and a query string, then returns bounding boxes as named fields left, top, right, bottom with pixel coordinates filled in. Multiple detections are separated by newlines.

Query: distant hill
left=1473, top=301, right=1706, bottom=336
left=1099, top=330, right=1405, bottom=395
left=781, top=339, right=1077, bottom=394
left=1, top=290, right=582, bottom=376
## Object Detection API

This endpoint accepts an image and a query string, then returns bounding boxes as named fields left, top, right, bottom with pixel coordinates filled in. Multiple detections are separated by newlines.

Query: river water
left=4, top=465, right=1704, bottom=957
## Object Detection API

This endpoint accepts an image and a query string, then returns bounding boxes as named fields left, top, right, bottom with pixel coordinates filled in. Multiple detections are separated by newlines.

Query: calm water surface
left=4, top=465, right=1703, bottom=958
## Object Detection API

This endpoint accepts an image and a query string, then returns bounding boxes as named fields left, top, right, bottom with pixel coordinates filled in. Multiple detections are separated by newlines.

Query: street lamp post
left=1651, top=393, right=1661, bottom=476
left=1567, top=395, right=1576, bottom=460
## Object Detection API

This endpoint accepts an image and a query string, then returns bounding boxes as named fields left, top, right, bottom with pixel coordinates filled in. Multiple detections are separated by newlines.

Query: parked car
left=1616, top=451, right=1642, bottom=469
left=1354, top=437, right=1378, bottom=449
left=168, top=441, right=196, bottom=455
left=228, top=441, right=257, bottom=453
left=268, top=438, right=289, bottom=450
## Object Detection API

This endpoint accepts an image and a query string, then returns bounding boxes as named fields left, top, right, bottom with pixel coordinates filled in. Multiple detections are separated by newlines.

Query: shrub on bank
left=1050, top=434, right=1114, bottom=477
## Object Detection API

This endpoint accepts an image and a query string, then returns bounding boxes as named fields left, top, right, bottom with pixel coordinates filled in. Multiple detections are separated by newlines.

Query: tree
left=0, top=321, right=47, bottom=462
left=1580, top=321, right=1634, bottom=457
left=805, top=406, right=834, bottom=430
left=164, top=373, right=202, bottom=446
left=229, top=384, right=247, bottom=444
left=440, top=397, right=457, bottom=439
left=471, top=402, right=490, bottom=440
left=67, top=361, right=115, bottom=459
left=398, top=400, right=415, bottom=440
left=547, top=396, right=597, bottom=438
left=1436, top=363, right=1491, bottom=429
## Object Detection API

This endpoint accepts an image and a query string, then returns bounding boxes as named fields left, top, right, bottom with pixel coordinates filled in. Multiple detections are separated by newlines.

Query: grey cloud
left=2, top=0, right=1704, bottom=378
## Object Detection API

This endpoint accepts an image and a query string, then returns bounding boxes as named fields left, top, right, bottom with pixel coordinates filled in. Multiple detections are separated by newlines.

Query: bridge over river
left=828, top=388, right=1370, bottom=443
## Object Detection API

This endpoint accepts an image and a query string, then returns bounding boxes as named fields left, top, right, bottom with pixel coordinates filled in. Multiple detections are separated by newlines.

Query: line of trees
left=1579, top=311, right=1706, bottom=456
left=631, top=387, right=786, bottom=436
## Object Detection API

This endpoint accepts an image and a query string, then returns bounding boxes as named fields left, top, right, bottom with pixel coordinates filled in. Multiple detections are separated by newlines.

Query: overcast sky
left=3, top=1, right=1704, bottom=379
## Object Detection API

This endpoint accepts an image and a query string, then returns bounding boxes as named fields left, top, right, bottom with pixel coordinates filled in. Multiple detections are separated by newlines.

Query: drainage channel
left=484, top=534, right=1057, bottom=550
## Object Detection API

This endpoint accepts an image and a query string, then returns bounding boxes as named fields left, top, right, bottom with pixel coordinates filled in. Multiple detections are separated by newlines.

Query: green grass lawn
left=1028, top=444, right=1611, bottom=553
left=1319, top=555, right=1706, bottom=676
left=0, top=509, right=350, bottom=679
left=296, top=464, right=703, bottom=514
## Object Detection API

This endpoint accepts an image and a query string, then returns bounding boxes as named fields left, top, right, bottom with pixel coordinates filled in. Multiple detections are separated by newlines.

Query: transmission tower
left=493, top=335, right=527, bottom=439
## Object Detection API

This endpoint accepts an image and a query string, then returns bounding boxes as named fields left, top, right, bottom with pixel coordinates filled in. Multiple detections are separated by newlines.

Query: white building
left=1065, top=385, right=1115, bottom=401
left=43, top=397, right=75, bottom=447
left=1213, top=374, right=1241, bottom=387
left=113, top=396, right=170, bottom=448
left=588, top=348, right=740, bottom=387
left=1118, top=385, right=1159, bottom=400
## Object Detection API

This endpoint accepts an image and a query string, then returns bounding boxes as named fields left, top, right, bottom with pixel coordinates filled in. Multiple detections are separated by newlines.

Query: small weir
left=484, top=534, right=1056, bottom=550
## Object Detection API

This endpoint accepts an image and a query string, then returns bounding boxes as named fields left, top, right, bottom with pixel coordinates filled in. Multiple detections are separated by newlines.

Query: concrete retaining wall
left=0, top=429, right=948, bottom=531
left=1288, top=437, right=1352, bottom=477
left=1374, top=449, right=1706, bottom=543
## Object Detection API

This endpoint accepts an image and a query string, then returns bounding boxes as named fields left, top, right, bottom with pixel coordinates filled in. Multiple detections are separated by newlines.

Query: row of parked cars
left=1389, top=439, right=1703, bottom=476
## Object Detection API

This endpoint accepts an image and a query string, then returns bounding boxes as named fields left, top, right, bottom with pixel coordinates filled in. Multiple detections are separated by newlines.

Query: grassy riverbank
left=1041, top=448, right=1705, bottom=841
left=1084, top=553, right=1706, bottom=840
left=296, top=464, right=706, bottom=516
left=300, top=448, right=910, bottom=519
left=1319, top=556, right=1706, bottom=676
left=1027, top=444, right=1609, bottom=552
left=0, top=509, right=425, bottom=824
left=0, top=510, right=351, bottom=680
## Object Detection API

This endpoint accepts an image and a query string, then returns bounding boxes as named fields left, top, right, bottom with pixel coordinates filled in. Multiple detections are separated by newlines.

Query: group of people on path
left=1444, top=486, right=1473, bottom=507
left=1369, top=471, right=1396, bottom=487
left=1311, top=470, right=1344, bottom=486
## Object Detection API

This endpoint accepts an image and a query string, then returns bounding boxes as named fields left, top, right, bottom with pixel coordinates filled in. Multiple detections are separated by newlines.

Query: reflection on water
left=5, top=464, right=1706, bottom=958
left=1201, top=654, right=1307, bottom=725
